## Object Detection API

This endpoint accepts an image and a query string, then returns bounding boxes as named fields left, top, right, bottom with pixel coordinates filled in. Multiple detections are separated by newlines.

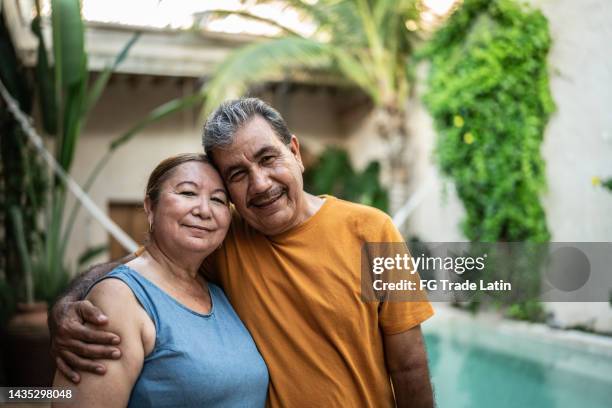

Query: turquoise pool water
left=424, top=318, right=612, bottom=408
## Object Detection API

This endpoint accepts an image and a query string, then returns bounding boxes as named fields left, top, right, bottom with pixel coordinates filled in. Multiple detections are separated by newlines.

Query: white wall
left=533, top=0, right=612, bottom=332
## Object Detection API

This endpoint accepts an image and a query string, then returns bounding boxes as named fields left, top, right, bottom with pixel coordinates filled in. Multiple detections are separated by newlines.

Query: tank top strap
left=86, top=265, right=161, bottom=332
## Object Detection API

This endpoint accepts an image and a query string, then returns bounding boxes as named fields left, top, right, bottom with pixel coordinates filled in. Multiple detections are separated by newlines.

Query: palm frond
left=204, top=10, right=304, bottom=37
left=254, top=0, right=337, bottom=28
left=331, top=48, right=380, bottom=102
left=201, top=36, right=333, bottom=116
left=315, top=1, right=366, bottom=47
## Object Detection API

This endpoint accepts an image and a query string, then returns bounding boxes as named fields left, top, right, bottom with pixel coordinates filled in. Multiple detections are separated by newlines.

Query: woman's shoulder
left=87, top=274, right=155, bottom=352
left=86, top=274, right=140, bottom=313
left=87, top=264, right=149, bottom=318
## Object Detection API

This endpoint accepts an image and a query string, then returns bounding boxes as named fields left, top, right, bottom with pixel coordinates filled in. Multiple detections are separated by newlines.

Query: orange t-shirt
left=208, top=196, right=434, bottom=407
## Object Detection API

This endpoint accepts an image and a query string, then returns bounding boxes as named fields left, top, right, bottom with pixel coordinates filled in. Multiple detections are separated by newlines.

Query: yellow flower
left=463, top=132, right=474, bottom=144
left=453, top=115, right=464, bottom=128
left=405, top=19, right=418, bottom=32
left=591, top=176, right=601, bottom=186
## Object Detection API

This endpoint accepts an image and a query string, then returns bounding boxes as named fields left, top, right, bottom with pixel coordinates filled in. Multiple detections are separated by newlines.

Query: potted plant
left=1, top=0, right=138, bottom=385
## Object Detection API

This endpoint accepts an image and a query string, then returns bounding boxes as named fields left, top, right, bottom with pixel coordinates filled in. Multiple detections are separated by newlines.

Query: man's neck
left=302, top=192, right=326, bottom=221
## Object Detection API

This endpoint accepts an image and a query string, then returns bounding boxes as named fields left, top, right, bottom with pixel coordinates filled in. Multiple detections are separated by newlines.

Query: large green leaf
left=9, top=206, right=34, bottom=303
left=51, top=0, right=86, bottom=87
left=57, top=65, right=87, bottom=171
left=51, top=0, right=87, bottom=172
left=31, top=15, right=58, bottom=135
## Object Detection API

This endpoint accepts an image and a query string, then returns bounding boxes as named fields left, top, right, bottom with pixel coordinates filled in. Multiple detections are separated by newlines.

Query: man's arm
left=384, top=325, right=434, bottom=408
left=49, top=253, right=136, bottom=383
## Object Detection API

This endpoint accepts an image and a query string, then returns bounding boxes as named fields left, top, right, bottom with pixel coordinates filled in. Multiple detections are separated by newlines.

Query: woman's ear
left=144, top=196, right=154, bottom=232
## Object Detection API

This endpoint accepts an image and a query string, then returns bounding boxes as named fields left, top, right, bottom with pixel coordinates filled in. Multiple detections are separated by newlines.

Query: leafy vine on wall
left=421, top=0, right=555, bottom=243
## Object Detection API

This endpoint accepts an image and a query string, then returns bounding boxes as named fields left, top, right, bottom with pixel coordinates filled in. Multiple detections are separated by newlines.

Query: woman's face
left=147, top=161, right=230, bottom=257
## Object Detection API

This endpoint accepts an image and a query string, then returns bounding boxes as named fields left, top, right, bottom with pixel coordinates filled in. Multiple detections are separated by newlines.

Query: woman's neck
left=143, top=241, right=204, bottom=282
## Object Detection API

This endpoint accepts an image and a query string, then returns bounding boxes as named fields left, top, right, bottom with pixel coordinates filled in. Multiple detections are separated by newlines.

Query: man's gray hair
left=203, top=98, right=292, bottom=157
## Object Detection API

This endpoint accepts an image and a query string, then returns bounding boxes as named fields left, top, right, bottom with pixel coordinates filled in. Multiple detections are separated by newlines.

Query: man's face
left=212, top=115, right=306, bottom=236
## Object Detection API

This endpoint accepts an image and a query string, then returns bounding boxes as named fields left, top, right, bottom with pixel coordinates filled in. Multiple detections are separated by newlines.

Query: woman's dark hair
left=146, top=153, right=211, bottom=207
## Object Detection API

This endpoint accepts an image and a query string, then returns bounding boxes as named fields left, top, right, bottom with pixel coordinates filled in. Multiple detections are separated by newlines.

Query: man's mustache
left=248, top=186, right=285, bottom=207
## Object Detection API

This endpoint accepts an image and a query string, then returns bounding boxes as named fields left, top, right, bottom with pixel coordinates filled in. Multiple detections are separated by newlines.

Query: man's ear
left=289, top=135, right=305, bottom=173
left=144, top=196, right=154, bottom=230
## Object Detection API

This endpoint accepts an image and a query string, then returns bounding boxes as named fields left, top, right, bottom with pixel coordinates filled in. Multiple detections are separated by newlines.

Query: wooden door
left=108, top=202, right=148, bottom=260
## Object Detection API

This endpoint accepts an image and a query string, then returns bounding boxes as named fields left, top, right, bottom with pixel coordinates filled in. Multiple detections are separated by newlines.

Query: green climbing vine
left=419, top=0, right=556, bottom=321
left=421, top=0, right=554, bottom=243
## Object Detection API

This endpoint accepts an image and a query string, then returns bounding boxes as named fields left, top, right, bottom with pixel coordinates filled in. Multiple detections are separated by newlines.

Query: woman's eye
left=212, top=197, right=227, bottom=205
left=180, top=191, right=196, bottom=196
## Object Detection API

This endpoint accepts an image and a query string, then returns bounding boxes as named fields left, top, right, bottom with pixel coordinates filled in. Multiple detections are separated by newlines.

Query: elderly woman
left=53, top=153, right=269, bottom=407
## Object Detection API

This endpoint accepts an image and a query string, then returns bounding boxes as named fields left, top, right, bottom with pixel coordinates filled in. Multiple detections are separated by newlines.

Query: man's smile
left=248, top=187, right=286, bottom=209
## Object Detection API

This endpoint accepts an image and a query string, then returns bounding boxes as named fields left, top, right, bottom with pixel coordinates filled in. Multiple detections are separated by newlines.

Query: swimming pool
left=424, top=307, right=612, bottom=408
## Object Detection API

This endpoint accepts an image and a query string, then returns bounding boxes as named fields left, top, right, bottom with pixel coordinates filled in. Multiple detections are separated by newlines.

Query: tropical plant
left=0, top=2, right=50, bottom=310
left=421, top=0, right=553, bottom=243
left=0, top=0, right=138, bottom=307
left=304, top=146, right=389, bottom=211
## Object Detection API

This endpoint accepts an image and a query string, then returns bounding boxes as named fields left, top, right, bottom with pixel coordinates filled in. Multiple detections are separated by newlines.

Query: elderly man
left=49, top=98, right=434, bottom=407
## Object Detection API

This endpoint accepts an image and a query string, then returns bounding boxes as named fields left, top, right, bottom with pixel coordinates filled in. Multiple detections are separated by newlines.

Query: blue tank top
left=95, top=265, right=269, bottom=407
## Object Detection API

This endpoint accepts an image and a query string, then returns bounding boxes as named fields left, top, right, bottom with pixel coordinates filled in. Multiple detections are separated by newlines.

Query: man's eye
left=261, top=155, right=275, bottom=164
left=229, top=170, right=246, bottom=182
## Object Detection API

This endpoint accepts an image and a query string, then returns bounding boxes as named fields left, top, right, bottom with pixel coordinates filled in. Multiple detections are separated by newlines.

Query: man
left=49, top=98, right=435, bottom=407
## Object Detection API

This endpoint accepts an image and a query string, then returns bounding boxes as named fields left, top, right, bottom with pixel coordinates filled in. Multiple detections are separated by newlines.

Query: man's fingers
left=60, top=350, right=107, bottom=375
left=56, top=356, right=80, bottom=384
left=70, top=322, right=120, bottom=345
left=66, top=339, right=122, bottom=360
left=77, top=300, right=109, bottom=325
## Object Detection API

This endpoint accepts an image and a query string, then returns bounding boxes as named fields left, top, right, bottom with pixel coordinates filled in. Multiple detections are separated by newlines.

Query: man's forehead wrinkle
left=254, top=145, right=280, bottom=159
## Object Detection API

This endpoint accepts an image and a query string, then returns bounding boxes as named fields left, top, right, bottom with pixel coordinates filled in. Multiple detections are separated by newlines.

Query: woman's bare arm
left=52, top=277, right=151, bottom=407
left=49, top=253, right=137, bottom=382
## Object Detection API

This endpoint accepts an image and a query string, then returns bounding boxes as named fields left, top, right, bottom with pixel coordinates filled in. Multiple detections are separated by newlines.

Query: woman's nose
left=193, top=197, right=212, bottom=218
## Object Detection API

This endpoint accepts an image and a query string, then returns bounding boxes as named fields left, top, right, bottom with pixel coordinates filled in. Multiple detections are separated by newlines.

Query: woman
left=53, top=153, right=269, bottom=407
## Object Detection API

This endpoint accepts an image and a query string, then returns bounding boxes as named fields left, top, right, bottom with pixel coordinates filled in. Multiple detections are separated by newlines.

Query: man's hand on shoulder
left=49, top=297, right=122, bottom=383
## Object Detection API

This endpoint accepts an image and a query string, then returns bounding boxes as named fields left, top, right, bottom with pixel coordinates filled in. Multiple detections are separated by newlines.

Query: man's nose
left=249, top=168, right=272, bottom=193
